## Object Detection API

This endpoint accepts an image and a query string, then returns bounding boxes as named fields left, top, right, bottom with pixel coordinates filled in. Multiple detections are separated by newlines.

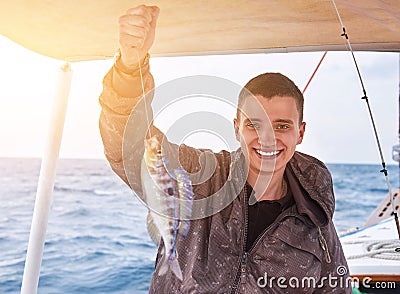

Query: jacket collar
left=287, top=151, right=335, bottom=227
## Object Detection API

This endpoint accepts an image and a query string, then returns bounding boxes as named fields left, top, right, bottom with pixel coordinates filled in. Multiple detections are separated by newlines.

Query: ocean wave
left=0, top=256, right=26, bottom=270
left=54, top=186, right=95, bottom=194
left=58, top=207, right=91, bottom=217
left=367, top=187, right=390, bottom=193
left=92, top=224, right=125, bottom=231
left=93, top=189, right=119, bottom=196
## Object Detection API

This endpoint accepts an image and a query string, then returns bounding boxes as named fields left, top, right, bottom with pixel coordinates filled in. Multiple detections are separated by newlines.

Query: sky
left=0, top=34, right=398, bottom=165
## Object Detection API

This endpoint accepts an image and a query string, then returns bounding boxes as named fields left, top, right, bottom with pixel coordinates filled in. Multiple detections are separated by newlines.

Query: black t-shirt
left=246, top=181, right=294, bottom=251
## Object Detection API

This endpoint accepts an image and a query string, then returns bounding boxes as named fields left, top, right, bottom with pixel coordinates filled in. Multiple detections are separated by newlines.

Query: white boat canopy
left=0, top=0, right=399, bottom=61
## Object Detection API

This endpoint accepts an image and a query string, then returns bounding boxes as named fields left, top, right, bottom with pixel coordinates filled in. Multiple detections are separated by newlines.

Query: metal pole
left=394, top=53, right=400, bottom=184
left=21, top=62, right=73, bottom=294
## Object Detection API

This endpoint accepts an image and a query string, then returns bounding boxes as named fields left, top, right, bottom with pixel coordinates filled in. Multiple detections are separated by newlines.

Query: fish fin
left=174, top=168, right=194, bottom=221
left=174, top=168, right=193, bottom=238
left=170, top=257, right=183, bottom=281
left=157, top=252, right=183, bottom=281
left=158, top=256, right=168, bottom=276
left=146, top=213, right=161, bottom=245
left=179, top=220, right=191, bottom=237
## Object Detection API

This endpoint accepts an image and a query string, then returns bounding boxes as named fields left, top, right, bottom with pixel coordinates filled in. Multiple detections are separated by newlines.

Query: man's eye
left=276, top=124, right=289, bottom=130
left=247, top=122, right=260, bottom=129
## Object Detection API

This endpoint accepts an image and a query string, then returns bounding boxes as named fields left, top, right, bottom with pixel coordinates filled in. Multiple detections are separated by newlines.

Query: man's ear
left=297, top=122, right=306, bottom=145
left=233, top=118, right=240, bottom=141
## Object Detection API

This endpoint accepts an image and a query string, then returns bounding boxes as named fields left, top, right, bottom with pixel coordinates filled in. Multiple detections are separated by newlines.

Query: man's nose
left=257, top=126, right=275, bottom=147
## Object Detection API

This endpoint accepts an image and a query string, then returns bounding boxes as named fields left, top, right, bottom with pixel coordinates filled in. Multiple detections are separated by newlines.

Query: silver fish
left=141, top=136, right=194, bottom=281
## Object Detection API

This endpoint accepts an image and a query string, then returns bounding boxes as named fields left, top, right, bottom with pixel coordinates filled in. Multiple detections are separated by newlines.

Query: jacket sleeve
left=98, top=62, right=207, bottom=198
left=98, top=62, right=155, bottom=190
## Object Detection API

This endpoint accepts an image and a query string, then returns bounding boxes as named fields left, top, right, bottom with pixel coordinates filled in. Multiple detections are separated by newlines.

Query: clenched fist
left=118, top=5, right=160, bottom=70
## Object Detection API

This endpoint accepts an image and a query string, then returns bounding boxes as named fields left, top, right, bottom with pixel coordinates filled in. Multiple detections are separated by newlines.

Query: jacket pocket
left=272, top=219, right=325, bottom=262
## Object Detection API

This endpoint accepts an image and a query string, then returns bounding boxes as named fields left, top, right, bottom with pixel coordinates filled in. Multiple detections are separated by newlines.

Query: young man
left=99, top=5, right=350, bottom=293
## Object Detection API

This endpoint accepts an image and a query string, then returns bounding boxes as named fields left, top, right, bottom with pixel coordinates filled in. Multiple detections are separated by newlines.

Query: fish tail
left=169, top=257, right=183, bottom=281
left=158, top=254, right=183, bottom=281
left=158, top=257, right=168, bottom=276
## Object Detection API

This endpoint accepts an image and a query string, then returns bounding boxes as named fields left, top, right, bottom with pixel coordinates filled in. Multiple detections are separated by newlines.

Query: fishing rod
left=331, top=0, right=400, bottom=240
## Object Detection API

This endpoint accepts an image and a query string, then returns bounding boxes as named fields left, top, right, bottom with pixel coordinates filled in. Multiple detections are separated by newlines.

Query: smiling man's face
left=234, top=94, right=306, bottom=180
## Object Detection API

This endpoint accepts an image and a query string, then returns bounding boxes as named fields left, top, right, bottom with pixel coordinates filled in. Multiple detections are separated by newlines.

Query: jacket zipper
left=231, top=188, right=293, bottom=294
left=230, top=185, right=249, bottom=294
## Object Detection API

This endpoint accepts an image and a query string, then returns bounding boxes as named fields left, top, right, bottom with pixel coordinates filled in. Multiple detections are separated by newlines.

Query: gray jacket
left=99, top=64, right=351, bottom=293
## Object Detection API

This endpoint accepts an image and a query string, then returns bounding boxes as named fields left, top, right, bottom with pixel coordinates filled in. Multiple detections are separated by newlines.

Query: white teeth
left=256, top=149, right=279, bottom=156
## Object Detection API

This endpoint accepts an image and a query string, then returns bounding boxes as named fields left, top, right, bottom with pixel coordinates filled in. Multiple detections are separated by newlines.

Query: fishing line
left=330, top=0, right=400, bottom=239
left=135, top=49, right=152, bottom=139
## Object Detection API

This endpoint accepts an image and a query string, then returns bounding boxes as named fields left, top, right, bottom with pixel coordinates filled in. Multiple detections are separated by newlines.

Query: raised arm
left=99, top=5, right=236, bottom=218
left=99, top=6, right=206, bottom=192
left=98, top=5, right=159, bottom=188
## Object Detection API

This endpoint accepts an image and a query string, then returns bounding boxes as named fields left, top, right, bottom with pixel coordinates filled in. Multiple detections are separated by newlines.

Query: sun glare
left=0, top=35, right=111, bottom=159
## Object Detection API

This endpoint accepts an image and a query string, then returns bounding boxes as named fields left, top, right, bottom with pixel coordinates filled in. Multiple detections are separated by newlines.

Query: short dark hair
left=237, top=73, right=304, bottom=124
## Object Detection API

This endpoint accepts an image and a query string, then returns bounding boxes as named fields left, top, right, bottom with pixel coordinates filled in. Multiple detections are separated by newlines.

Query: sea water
left=0, top=158, right=398, bottom=293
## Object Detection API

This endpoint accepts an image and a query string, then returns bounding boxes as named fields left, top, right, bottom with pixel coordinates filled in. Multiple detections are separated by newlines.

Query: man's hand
left=118, top=5, right=160, bottom=69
